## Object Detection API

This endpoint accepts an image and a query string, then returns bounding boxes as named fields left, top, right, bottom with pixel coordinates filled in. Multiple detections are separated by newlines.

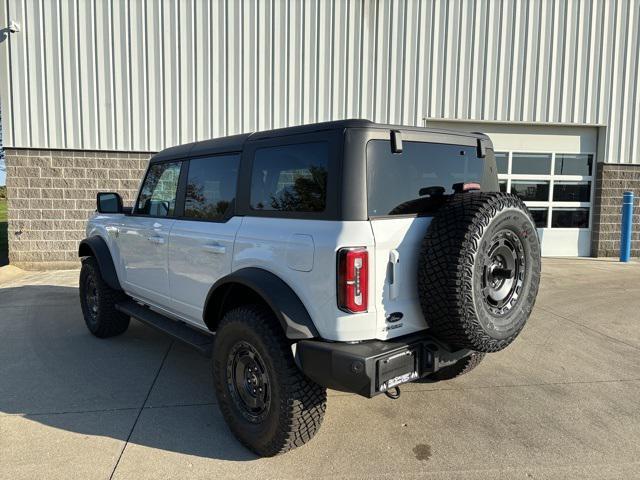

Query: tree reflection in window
left=250, top=142, right=329, bottom=213
left=183, top=155, right=239, bottom=221
left=268, top=166, right=327, bottom=212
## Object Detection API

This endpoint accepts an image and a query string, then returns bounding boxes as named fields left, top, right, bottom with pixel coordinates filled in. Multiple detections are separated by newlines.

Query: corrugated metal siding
left=1, top=0, right=639, bottom=163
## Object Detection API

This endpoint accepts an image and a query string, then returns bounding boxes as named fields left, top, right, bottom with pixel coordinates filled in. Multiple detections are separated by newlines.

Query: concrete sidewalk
left=1, top=259, right=639, bottom=479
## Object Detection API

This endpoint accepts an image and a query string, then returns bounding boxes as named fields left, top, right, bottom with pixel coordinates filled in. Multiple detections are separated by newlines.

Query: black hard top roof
left=149, top=119, right=488, bottom=163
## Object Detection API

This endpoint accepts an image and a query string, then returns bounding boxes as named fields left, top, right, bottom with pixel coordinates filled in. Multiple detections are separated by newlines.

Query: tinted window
left=136, top=162, right=182, bottom=217
left=553, top=182, right=591, bottom=202
left=495, top=152, right=509, bottom=174
left=555, top=154, right=593, bottom=176
left=528, top=208, right=548, bottom=228
left=367, top=140, right=485, bottom=216
left=552, top=208, right=589, bottom=228
left=184, top=155, right=240, bottom=221
left=511, top=153, right=552, bottom=175
left=510, top=181, right=550, bottom=201
left=250, top=142, right=328, bottom=212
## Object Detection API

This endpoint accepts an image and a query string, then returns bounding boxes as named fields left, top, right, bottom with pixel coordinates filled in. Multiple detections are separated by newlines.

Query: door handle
left=202, top=243, right=226, bottom=255
left=389, top=249, right=400, bottom=300
left=147, top=235, right=165, bottom=245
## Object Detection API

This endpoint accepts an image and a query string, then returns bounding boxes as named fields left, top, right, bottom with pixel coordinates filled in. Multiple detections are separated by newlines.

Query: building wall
left=591, top=163, right=640, bottom=257
left=1, top=0, right=639, bottom=165
left=4, top=148, right=148, bottom=269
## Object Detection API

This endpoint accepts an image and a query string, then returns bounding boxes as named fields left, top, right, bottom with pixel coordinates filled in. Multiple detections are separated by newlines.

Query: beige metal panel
left=0, top=0, right=639, bottom=164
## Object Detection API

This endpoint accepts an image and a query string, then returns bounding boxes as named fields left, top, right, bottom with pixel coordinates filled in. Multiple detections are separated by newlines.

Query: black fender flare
left=204, top=268, right=319, bottom=340
left=78, top=236, right=122, bottom=291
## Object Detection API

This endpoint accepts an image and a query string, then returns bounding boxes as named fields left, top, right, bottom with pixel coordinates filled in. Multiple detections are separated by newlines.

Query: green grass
left=0, top=199, right=7, bottom=266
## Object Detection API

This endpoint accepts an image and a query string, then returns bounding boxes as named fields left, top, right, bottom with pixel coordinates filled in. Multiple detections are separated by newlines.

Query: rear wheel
left=428, top=352, right=486, bottom=381
left=79, top=257, right=130, bottom=338
left=212, top=305, right=327, bottom=456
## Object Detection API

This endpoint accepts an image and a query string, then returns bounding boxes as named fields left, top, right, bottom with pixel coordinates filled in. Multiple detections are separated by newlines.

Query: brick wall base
left=4, top=149, right=640, bottom=267
left=592, top=163, right=640, bottom=258
left=4, top=148, right=151, bottom=270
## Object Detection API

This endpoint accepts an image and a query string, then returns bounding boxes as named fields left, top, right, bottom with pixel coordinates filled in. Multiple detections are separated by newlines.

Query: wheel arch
left=203, top=268, right=319, bottom=340
left=78, top=236, right=122, bottom=291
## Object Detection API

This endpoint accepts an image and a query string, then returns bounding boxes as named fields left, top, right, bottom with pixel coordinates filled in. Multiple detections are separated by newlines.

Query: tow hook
left=385, top=386, right=401, bottom=399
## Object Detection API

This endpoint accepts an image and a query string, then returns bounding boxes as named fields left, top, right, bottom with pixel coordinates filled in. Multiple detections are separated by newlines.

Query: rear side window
left=135, top=161, right=182, bottom=217
left=367, top=140, right=484, bottom=216
left=250, top=142, right=328, bottom=212
left=184, top=155, right=240, bottom=221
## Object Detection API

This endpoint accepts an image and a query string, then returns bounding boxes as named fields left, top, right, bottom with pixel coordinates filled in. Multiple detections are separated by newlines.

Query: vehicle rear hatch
left=366, top=134, right=497, bottom=339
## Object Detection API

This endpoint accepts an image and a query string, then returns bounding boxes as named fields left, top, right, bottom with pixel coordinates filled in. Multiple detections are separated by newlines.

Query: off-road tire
left=429, top=352, right=486, bottom=381
left=418, top=192, right=541, bottom=352
left=212, top=305, right=327, bottom=456
left=79, top=257, right=130, bottom=338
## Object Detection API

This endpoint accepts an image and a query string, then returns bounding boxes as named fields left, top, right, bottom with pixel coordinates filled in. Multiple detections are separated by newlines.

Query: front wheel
left=79, top=257, right=130, bottom=338
left=212, top=305, right=327, bottom=456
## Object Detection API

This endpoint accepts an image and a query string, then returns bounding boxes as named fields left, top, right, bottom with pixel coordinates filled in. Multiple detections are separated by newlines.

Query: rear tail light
left=337, top=247, right=368, bottom=313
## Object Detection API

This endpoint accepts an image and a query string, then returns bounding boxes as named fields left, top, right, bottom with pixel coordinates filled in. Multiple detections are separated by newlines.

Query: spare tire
left=418, top=192, right=541, bottom=352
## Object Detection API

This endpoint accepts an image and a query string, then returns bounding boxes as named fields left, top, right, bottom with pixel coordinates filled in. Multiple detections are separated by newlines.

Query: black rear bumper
left=296, top=331, right=472, bottom=398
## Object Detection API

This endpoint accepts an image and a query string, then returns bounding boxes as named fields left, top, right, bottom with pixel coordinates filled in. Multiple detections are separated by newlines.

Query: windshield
left=366, top=140, right=487, bottom=217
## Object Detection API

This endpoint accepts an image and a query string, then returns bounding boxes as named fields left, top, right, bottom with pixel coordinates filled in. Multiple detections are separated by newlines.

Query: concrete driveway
left=1, top=259, right=639, bottom=479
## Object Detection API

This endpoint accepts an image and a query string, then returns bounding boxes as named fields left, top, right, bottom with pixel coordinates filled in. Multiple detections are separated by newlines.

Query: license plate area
left=376, top=348, right=419, bottom=392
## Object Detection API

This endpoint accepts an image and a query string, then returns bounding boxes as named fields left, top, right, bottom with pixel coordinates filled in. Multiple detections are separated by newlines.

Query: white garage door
left=429, top=122, right=599, bottom=256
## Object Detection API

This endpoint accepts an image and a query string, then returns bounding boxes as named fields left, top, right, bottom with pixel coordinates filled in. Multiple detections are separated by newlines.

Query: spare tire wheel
left=418, top=192, right=541, bottom=353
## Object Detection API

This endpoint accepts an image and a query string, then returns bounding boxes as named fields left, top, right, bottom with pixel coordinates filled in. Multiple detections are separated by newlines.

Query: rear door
left=167, top=154, right=242, bottom=326
left=367, top=139, right=491, bottom=338
left=118, top=160, right=183, bottom=306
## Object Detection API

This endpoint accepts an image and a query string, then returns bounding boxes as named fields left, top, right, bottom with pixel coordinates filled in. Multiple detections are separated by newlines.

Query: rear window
left=367, top=140, right=485, bottom=216
left=250, top=142, right=328, bottom=212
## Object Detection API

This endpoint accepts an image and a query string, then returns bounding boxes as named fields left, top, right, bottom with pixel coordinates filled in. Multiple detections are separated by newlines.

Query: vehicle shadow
left=0, top=284, right=257, bottom=461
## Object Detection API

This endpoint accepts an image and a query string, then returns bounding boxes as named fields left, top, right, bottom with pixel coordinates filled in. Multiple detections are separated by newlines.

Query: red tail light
left=337, top=248, right=368, bottom=313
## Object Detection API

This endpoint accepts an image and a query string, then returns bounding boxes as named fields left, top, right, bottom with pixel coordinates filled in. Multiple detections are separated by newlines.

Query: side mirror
left=97, top=192, right=123, bottom=214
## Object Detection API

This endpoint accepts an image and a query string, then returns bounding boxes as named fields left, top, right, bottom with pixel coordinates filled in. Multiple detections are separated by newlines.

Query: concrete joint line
left=108, top=340, right=174, bottom=480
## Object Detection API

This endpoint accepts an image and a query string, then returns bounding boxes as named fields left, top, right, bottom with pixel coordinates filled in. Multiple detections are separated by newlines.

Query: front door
left=118, top=160, right=182, bottom=307
left=168, top=154, right=242, bottom=326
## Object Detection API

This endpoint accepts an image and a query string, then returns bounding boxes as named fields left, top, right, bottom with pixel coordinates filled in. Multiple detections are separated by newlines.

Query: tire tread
left=418, top=192, right=541, bottom=352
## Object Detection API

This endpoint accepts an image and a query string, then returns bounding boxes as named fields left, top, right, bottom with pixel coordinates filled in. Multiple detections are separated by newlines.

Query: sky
left=0, top=169, right=5, bottom=186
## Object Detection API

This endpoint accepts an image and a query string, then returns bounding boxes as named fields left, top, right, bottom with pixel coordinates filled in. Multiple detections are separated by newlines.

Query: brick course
left=4, top=148, right=151, bottom=270
left=4, top=148, right=639, bottom=267
left=592, top=163, right=640, bottom=258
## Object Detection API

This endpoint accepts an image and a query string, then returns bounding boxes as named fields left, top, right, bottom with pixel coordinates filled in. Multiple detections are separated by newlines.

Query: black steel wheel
left=212, top=305, right=326, bottom=457
left=418, top=192, right=541, bottom=352
left=226, top=340, right=272, bottom=423
left=83, top=274, right=100, bottom=329
left=79, top=257, right=130, bottom=338
left=481, top=229, right=526, bottom=317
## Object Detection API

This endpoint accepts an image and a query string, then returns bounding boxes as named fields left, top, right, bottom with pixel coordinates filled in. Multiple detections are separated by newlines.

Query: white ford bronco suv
left=79, top=120, right=540, bottom=456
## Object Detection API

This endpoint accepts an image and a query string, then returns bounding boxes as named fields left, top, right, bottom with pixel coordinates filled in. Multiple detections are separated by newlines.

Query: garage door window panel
left=553, top=182, right=591, bottom=202
left=496, top=150, right=594, bottom=231
left=554, top=154, right=593, bottom=176
left=510, top=181, right=550, bottom=202
left=552, top=208, right=590, bottom=228
left=511, top=153, right=552, bottom=175
left=528, top=208, right=549, bottom=228
left=495, top=152, right=509, bottom=174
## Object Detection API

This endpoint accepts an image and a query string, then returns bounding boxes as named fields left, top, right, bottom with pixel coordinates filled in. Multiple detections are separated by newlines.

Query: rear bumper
left=295, top=331, right=472, bottom=398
